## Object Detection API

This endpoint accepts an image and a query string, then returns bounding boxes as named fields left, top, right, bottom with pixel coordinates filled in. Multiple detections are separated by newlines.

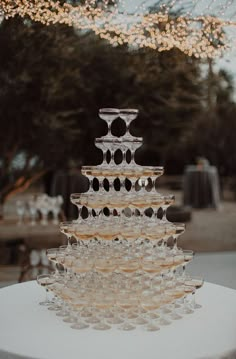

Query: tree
left=0, top=18, right=84, bottom=207
left=0, top=15, right=221, bottom=210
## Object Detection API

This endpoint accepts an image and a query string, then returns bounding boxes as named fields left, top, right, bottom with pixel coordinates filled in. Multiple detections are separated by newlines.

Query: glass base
left=170, top=312, right=182, bottom=320
left=93, top=322, right=111, bottom=330
left=39, top=301, right=51, bottom=306
left=135, top=316, right=148, bottom=325
left=71, top=322, right=89, bottom=330
left=145, top=324, right=160, bottom=331
left=63, top=316, right=75, bottom=323
left=86, top=316, right=100, bottom=324
left=107, top=316, right=124, bottom=324
left=193, top=303, right=202, bottom=309
left=158, top=317, right=171, bottom=326
left=118, top=322, right=136, bottom=331
left=182, top=307, right=194, bottom=314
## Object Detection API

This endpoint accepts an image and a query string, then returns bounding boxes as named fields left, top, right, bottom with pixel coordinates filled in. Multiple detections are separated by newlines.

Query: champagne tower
left=41, top=109, right=202, bottom=331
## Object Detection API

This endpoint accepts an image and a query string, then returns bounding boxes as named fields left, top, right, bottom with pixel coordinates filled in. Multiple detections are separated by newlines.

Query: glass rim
left=99, top=108, right=119, bottom=113
left=119, top=108, right=139, bottom=113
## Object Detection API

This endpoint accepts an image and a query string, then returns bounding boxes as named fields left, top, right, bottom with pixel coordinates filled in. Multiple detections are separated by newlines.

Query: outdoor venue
left=0, top=1, right=236, bottom=359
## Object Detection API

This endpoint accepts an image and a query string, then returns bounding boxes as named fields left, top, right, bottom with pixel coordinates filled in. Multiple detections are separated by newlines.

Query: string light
left=0, top=0, right=236, bottom=58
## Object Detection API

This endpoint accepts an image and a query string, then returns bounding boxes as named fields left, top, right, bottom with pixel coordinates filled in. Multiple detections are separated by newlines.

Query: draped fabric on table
left=183, top=166, right=221, bottom=209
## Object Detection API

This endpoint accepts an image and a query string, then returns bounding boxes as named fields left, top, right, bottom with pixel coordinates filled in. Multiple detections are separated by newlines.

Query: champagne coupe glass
left=81, top=166, right=95, bottom=192
left=99, top=108, right=120, bottom=137
left=149, top=193, right=165, bottom=218
left=70, top=193, right=87, bottom=219
left=40, top=202, right=50, bottom=226
left=122, top=139, right=142, bottom=165
left=120, top=140, right=130, bottom=164
left=103, top=137, right=121, bottom=166
left=164, top=286, right=183, bottom=320
left=119, top=109, right=139, bottom=139
left=109, top=194, right=127, bottom=220
left=181, top=285, right=195, bottom=314
left=141, top=255, right=163, bottom=289
left=172, top=223, right=186, bottom=253
left=74, top=222, right=96, bottom=247
left=46, top=248, right=59, bottom=274
left=62, top=279, right=81, bottom=323
left=28, top=199, right=37, bottom=225
left=70, top=292, right=90, bottom=330
left=184, top=276, right=204, bottom=309
left=131, top=195, right=149, bottom=217
left=143, top=224, right=166, bottom=250
left=182, top=250, right=194, bottom=278
left=141, top=290, right=161, bottom=331
left=139, top=167, right=162, bottom=192
left=51, top=197, right=61, bottom=225
left=37, top=274, right=55, bottom=306
left=117, top=291, right=137, bottom=331
left=71, top=255, right=94, bottom=278
left=149, top=166, right=164, bottom=191
left=161, top=195, right=175, bottom=222
left=93, top=291, right=113, bottom=330
left=16, top=200, right=25, bottom=225
left=87, top=194, right=105, bottom=218
left=121, top=224, right=140, bottom=254
left=95, top=138, right=108, bottom=165
left=59, top=221, right=75, bottom=247
left=118, top=255, right=140, bottom=289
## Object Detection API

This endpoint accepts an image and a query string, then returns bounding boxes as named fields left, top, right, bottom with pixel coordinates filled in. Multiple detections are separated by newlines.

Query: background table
left=0, top=281, right=236, bottom=359
left=50, top=170, right=89, bottom=219
left=0, top=219, right=63, bottom=281
left=183, top=165, right=221, bottom=209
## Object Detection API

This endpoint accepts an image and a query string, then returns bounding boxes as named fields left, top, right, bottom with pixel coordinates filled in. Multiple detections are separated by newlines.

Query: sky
left=125, top=0, right=236, bottom=85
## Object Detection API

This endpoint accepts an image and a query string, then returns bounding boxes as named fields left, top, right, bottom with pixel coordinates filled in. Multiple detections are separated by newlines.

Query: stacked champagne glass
left=37, top=108, right=204, bottom=331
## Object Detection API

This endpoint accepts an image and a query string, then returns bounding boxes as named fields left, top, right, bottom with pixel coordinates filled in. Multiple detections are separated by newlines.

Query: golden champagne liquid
left=111, top=201, right=126, bottom=208
left=150, top=199, right=165, bottom=206
left=141, top=303, right=161, bottom=311
left=142, top=265, right=162, bottom=274
left=185, top=279, right=203, bottom=289
left=184, top=255, right=193, bottom=262
left=99, top=233, right=116, bottom=240
left=119, top=262, right=139, bottom=273
left=76, top=233, right=93, bottom=240
left=132, top=201, right=148, bottom=208
left=38, top=279, right=54, bottom=287
left=95, top=260, right=116, bottom=272
left=72, top=265, right=92, bottom=274
left=118, top=303, right=133, bottom=309
left=47, top=255, right=57, bottom=263
left=142, top=169, right=155, bottom=176
left=95, top=303, right=111, bottom=309
left=72, top=303, right=85, bottom=309
left=184, top=287, right=194, bottom=293
left=160, top=261, right=174, bottom=269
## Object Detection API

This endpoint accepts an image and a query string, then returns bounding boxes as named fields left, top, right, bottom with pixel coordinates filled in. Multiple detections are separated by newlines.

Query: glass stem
left=107, top=122, right=111, bottom=136
left=103, top=150, right=107, bottom=164
left=122, top=150, right=127, bottom=163
left=110, top=150, right=115, bottom=164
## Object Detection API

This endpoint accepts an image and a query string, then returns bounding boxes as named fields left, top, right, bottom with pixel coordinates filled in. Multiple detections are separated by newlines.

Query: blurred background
left=0, top=9, right=236, bottom=288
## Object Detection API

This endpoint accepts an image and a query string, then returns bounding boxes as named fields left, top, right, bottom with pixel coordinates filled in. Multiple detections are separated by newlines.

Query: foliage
left=0, top=16, right=235, bottom=204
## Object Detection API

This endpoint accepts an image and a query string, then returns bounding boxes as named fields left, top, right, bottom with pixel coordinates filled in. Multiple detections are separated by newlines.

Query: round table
left=183, top=165, right=221, bottom=209
left=0, top=281, right=236, bottom=359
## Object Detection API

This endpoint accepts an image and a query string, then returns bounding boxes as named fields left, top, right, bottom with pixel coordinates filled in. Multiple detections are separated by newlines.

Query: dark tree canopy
left=0, top=16, right=235, bottom=203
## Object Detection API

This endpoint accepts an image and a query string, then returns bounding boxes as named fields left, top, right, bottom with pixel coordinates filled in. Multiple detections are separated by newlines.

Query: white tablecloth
left=0, top=281, right=236, bottom=359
